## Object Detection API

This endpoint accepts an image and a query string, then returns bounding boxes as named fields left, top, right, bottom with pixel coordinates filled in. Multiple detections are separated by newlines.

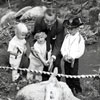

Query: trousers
left=64, top=59, right=82, bottom=94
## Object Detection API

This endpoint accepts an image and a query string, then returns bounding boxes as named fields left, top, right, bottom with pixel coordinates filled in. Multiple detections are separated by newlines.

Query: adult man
left=32, top=8, right=64, bottom=81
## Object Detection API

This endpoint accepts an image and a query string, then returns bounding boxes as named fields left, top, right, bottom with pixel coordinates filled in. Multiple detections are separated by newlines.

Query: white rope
left=0, top=66, right=99, bottom=79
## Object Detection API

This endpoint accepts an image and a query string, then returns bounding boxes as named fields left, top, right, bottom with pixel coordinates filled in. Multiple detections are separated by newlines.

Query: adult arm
left=52, top=23, right=64, bottom=60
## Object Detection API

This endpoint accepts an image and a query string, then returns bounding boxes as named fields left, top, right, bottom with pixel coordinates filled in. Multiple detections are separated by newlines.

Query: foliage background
left=0, top=0, right=100, bottom=100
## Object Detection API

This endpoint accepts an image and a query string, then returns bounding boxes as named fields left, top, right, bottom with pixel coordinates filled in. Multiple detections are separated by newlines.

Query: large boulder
left=0, top=11, right=16, bottom=27
left=16, top=68, right=80, bottom=100
left=14, top=6, right=32, bottom=20
left=20, top=6, right=47, bottom=20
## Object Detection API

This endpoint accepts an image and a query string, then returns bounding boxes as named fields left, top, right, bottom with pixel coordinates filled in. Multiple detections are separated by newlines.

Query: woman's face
left=37, top=36, right=45, bottom=44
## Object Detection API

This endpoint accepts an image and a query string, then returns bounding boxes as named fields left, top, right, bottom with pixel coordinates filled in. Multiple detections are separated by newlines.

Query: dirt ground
left=0, top=44, right=100, bottom=100
left=0, top=0, right=100, bottom=99
left=0, top=45, right=16, bottom=100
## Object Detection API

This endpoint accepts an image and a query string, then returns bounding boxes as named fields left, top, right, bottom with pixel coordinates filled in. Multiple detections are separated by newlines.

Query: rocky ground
left=0, top=31, right=100, bottom=100
left=0, top=62, right=100, bottom=100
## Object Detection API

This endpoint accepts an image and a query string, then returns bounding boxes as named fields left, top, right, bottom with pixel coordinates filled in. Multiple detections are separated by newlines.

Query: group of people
left=7, top=8, right=85, bottom=96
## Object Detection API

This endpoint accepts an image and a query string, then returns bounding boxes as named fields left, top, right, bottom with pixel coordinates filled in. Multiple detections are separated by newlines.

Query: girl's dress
left=27, top=41, right=47, bottom=81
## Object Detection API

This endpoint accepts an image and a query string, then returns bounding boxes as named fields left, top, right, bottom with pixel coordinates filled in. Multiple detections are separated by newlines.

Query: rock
left=20, top=6, right=47, bottom=20
left=0, top=11, right=16, bottom=27
left=14, top=6, right=32, bottom=20
left=16, top=68, right=80, bottom=100
left=86, top=36, right=98, bottom=45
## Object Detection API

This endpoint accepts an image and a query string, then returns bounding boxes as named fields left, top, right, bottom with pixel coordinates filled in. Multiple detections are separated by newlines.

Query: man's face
left=44, top=14, right=56, bottom=27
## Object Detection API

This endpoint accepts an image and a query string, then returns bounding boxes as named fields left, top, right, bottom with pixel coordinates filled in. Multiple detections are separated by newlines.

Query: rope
left=0, top=66, right=99, bottom=79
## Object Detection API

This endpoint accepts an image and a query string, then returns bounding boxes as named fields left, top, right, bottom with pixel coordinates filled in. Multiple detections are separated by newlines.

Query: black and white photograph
left=0, top=0, right=100, bottom=100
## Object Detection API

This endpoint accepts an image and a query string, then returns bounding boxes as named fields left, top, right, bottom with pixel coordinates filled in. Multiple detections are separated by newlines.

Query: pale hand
left=63, top=55, right=73, bottom=63
left=43, top=60, right=50, bottom=66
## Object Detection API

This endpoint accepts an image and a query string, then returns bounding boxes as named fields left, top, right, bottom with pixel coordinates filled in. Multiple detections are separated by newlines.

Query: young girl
left=27, top=32, right=52, bottom=83
left=7, top=23, right=29, bottom=82
left=61, top=17, right=85, bottom=95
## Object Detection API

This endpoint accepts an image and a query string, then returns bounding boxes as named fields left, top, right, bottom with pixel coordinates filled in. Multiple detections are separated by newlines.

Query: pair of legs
left=27, top=53, right=44, bottom=83
left=42, top=54, right=62, bottom=81
left=27, top=66, right=43, bottom=82
left=64, top=59, right=82, bottom=94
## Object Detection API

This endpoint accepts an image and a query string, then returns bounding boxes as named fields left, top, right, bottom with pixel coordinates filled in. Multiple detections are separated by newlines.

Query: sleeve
left=33, top=42, right=41, bottom=54
left=73, top=35, right=85, bottom=59
left=61, top=36, right=68, bottom=57
left=47, top=45, right=52, bottom=61
left=52, top=23, right=64, bottom=57
left=77, top=35, right=85, bottom=58
left=7, top=41, right=17, bottom=54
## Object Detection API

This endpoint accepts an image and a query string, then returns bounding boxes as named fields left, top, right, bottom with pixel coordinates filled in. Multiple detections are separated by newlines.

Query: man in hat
left=31, top=8, right=64, bottom=81
left=61, top=17, right=85, bottom=95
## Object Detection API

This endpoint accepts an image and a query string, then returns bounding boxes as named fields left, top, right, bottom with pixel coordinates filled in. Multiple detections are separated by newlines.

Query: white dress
left=8, top=36, right=26, bottom=81
left=27, top=41, right=47, bottom=81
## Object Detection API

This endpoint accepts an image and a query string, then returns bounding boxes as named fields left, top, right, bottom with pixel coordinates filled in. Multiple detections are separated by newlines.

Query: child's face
left=37, top=36, right=45, bottom=44
left=16, top=30, right=27, bottom=40
left=67, top=28, right=77, bottom=35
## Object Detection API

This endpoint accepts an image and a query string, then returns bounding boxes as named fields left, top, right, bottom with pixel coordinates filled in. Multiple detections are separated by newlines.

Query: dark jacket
left=32, top=17, right=64, bottom=57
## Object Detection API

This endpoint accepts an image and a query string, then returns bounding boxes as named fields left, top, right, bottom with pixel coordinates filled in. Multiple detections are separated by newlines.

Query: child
left=7, top=23, right=29, bottom=82
left=27, top=32, right=52, bottom=83
left=61, top=17, right=85, bottom=95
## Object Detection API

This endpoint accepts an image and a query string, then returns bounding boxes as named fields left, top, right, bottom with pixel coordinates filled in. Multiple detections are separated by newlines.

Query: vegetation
left=0, top=0, right=100, bottom=100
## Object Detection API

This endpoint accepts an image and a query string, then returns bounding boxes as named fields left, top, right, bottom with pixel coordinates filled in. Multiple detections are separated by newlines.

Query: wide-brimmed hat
left=63, top=17, right=83, bottom=29
left=34, top=32, right=47, bottom=40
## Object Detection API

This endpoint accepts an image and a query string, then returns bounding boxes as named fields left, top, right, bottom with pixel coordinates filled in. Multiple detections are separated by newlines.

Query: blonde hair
left=34, top=32, right=47, bottom=40
left=15, top=23, right=28, bottom=34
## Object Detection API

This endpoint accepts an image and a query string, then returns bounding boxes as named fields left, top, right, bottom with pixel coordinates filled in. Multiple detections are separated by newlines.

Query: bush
left=0, top=0, right=6, bottom=5
left=74, top=0, right=87, bottom=4
left=89, top=7, right=100, bottom=25
left=18, top=0, right=41, bottom=9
